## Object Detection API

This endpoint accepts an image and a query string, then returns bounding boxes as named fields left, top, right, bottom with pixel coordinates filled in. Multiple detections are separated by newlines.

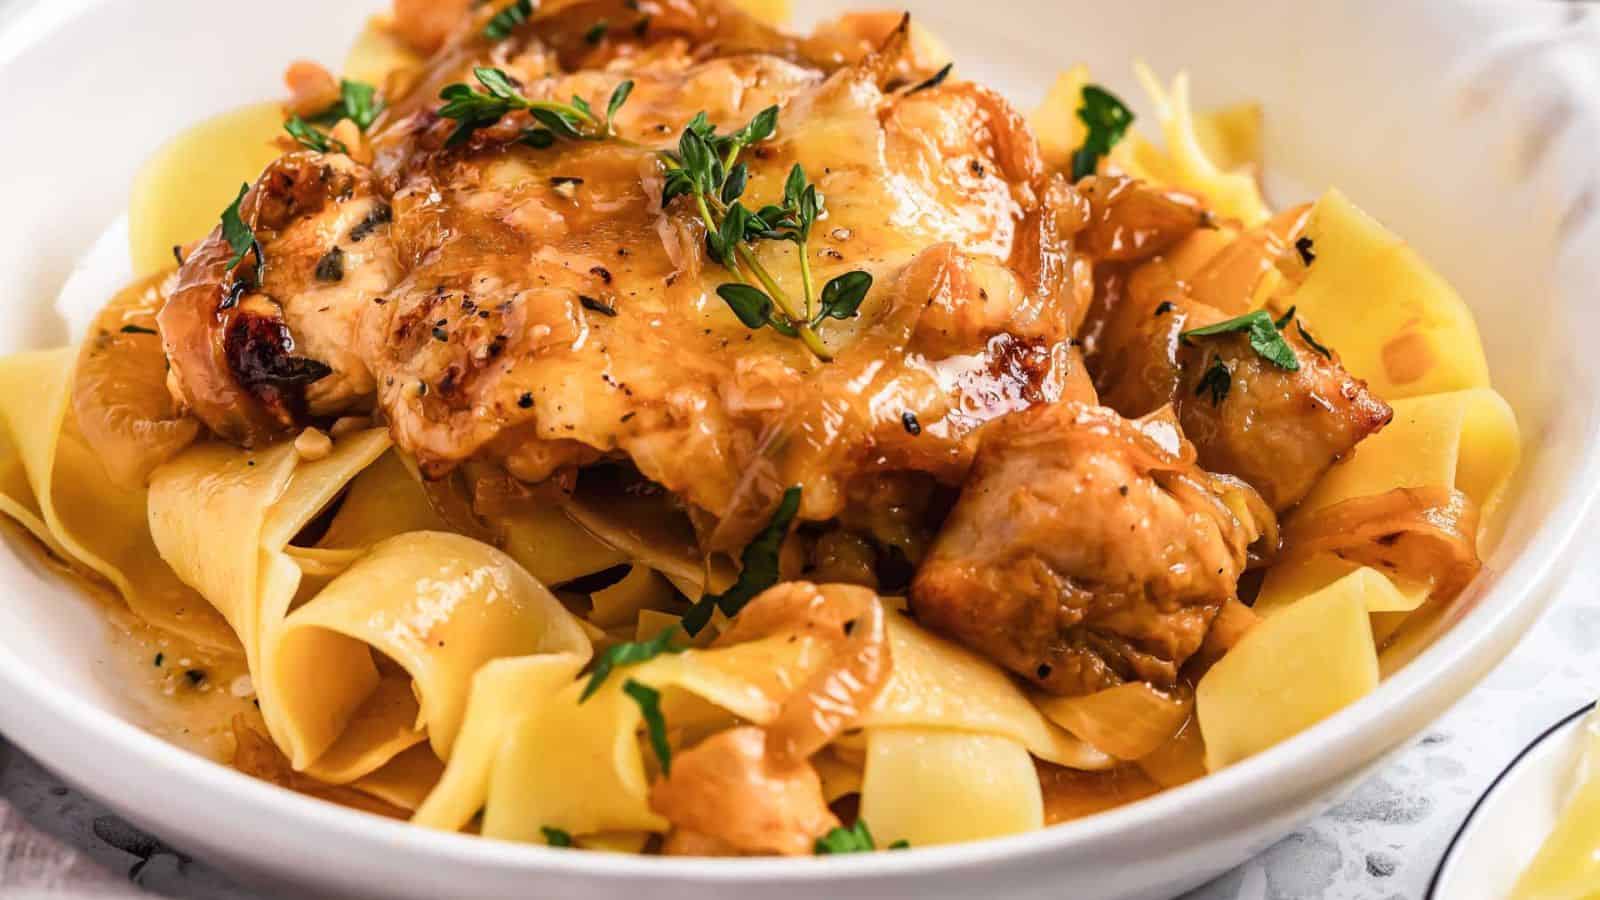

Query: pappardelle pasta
left=0, top=0, right=1519, bottom=856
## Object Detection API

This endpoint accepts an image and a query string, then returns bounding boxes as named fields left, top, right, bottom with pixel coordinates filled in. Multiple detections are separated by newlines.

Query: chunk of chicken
left=910, top=401, right=1260, bottom=697
left=1086, top=258, right=1392, bottom=511
left=352, top=29, right=1078, bottom=545
left=159, top=153, right=396, bottom=446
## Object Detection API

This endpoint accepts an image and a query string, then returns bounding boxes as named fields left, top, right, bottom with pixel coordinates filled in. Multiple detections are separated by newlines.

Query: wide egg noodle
left=1113, top=65, right=1271, bottom=226
left=147, top=430, right=592, bottom=791
left=0, top=348, right=235, bottom=650
left=860, top=727, right=1044, bottom=847
left=868, top=611, right=1113, bottom=771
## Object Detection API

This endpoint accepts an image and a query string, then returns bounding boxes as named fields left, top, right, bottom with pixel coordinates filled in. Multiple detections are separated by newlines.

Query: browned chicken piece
left=159, top=8, right=1104, bottom=550
left=349, top=22, right=1087, bottom=546
left=159, top=153, right=396, bottom=446
left=651, top=726, right=839, bottom=856
left=910, top=401, right=1262, bottom=697
left=1087, top=258, right=1392, bottom=511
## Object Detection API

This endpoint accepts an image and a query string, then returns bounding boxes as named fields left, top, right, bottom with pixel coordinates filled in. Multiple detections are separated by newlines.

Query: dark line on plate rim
left=1425, top=701, right=1596, bottom=899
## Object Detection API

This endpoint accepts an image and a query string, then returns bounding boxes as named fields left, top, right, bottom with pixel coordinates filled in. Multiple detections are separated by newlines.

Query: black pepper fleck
left=314, top=247, right=345, bottom=283
left=901, top=411, right=922, bottom=436
left=518, top=392, right=534, bottom=409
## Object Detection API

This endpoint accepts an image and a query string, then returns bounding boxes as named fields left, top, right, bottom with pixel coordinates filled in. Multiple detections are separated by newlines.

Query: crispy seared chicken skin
left=156, top=0, right=1392, bottom=722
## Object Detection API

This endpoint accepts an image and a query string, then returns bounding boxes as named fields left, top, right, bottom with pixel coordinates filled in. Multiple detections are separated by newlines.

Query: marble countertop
left=1, top=538, right=1595, bottom=900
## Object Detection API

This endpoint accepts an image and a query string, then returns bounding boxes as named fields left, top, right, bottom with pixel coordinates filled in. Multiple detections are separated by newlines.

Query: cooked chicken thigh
left=1086, top=257, right=1392, bottom=511
left=910, top=401, right=1261, bottom=696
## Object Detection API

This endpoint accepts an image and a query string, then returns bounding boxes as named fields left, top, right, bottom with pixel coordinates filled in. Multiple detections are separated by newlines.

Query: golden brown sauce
left=1038, top=761, right=1163, bottom=825
left=2, top=521, right=253, bottom=763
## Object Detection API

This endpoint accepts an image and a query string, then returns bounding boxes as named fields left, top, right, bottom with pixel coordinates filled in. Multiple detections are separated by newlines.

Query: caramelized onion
left=717, top=582, right=892, bottom=765
left=1281, top=487, right=1482, bottom=604
left=72, top=275, right=200, bottom=488
left=1036, top=683, right=1193, bottom=761
left=649, top=726, right=839, bottom=857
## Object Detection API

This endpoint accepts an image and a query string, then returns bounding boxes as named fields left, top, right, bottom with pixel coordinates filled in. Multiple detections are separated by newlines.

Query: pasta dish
left=0, top=0, right=1522, bottom=856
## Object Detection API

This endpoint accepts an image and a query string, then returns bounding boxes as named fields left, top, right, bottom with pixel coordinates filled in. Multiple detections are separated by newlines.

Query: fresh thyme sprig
left=431, top=75, right=869, bottom=359
left=437, top=67, right=631, bottom=147
left=660, top=110, right=871, bottom=360
left=484, top=0, right=534, bottom=41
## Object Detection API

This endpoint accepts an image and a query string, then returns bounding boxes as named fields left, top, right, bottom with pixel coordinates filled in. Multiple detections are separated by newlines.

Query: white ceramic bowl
left=0, top=2, right=1596, bottom=898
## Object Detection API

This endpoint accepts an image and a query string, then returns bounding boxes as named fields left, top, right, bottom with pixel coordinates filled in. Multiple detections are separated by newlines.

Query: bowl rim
left=1426, top=701, right=1598, bottom=900
left=1, top=0, right=1598, bottom=888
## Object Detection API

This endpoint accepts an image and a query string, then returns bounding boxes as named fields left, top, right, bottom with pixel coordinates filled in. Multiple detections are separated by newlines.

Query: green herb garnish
left=284, top=115, right=347, bottom=154
left=814, top=820, right=906, bottom=855
left=120, top=324, right=158, bottom=336
left=1070, top=84, right=1135, bottom=181
left=583, top=20, right=610, bottom=44
left=438, top=67, right=631, bottom=147
left=1181, top=309, right=1300, bottom=371
left=1195, top=358, right=1231, bottom=406
left=580, top=625, right=687, bottom=702
left=1297, top=321, right=1332, bottom=359
left=660, top=108, right=870, bottom=360
left=541, top=826, right=573, bottom=847
left=683, top=486, right=802, bottom=636
left=219, top=184, right=263, bottom=282
left=484, top=0, right=534, bottom=40
left=623, top=679, right=671, bottom=774
left=307, top=79, right=384, bottom=131
left=907, top=62, right=953, bottom=95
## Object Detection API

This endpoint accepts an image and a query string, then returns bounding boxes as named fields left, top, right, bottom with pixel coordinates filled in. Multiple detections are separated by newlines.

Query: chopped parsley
left=120, top=324, right=158, bottom=336
left=1070, top=85, right=1135, bottom=181
left=1195, top=358, right=1231, bottom=406
left=484, top=0, right=534, bottom=41
left=583, top=20, right=610, bottom=44
left=284, top=115, right=347, bottom=154
left=814, top=819, right=908, bottom=855
left=153, top=652, right=164, bottom=667
left=219, top=184, right=263, bottom=282
left=683, top=486, right=802, bottom=636
left=306, top=79, right=384, bottom=131
left=623, top=679, right=671, bottom=774
left=1181, top=309, right=1300, bottom=371
left=580, top=625, right=687, bottom=702
left=541, top=826, right=573, bottom=847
